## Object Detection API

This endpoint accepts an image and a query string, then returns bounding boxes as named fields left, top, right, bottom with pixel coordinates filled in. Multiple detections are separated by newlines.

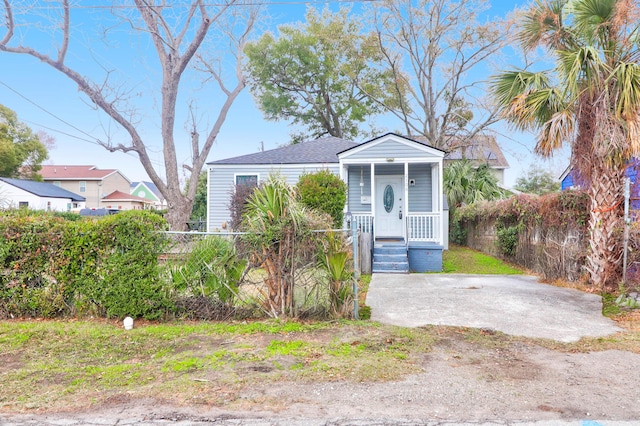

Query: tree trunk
left=164, top=195, right=193, bottom=232
left=586, top=158, right=624, bottom=290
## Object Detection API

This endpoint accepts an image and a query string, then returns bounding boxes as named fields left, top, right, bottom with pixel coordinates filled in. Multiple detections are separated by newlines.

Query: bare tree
left=365, top=0, right=511, bottom=150
left=0, top=0, right=258, bottom=229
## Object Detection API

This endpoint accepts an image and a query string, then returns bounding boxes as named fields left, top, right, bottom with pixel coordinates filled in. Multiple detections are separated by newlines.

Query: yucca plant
left=172, top=236, right=246, bottom=306
left=241, top=174, right=309, bottom=317
left=318, top=231, right=353, bottom=318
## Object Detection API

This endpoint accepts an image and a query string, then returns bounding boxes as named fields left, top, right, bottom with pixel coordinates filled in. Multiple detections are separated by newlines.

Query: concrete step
left=372, top=261, right=409, bottom=273
left=373, top=246, right=407, bottom=255
left=374, top=253, right=408, bottom=263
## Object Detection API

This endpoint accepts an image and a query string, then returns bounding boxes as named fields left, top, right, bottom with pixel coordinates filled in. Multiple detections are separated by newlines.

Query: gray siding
left=345, top=140, right=433, bottom=160
left=208, top=164, right=339, bottom=231
left=347, top=166, right=372, bottom=213
left=408, top=163, right=432, bottom=212
left=346, top=163, right=433, bottom=214
left=375, top=164, right=404, bottom=175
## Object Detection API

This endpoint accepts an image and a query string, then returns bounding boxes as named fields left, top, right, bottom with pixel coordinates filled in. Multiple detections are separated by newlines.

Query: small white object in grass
left=123, top=317, right=134, bottom=330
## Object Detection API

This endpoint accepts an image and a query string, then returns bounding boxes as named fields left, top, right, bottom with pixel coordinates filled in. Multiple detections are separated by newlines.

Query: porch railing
left=407, top=213, right=440, bottom=242
left=352, top=213, right=373, bottom=234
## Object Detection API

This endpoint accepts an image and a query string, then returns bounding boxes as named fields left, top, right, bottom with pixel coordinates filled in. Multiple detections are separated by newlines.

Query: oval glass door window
left=383, top=185, right=394, bottom=213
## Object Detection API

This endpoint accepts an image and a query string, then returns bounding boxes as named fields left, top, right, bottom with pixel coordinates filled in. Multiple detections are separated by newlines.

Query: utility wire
left=20, top=0, right=380, bottom=10
left=0, top=80, right=166, bottom=169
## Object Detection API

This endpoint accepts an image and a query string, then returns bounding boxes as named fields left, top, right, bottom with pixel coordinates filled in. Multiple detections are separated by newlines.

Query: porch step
left=372, top=243, right=409, bottom=274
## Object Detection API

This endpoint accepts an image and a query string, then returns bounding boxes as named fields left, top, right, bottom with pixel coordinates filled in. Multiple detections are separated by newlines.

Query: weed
left=265, top=340, right=309, bottom=357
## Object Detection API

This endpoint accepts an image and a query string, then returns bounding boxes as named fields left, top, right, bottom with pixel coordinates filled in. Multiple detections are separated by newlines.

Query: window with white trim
left=235, top=174, right=258, bottom=188
left=79, top=181, right=86, bottom=193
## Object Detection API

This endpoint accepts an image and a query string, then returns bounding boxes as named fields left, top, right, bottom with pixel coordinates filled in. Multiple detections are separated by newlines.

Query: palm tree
left=491, top=0, right=640, bottom=289
left=444, top=160, right=505, bottom=211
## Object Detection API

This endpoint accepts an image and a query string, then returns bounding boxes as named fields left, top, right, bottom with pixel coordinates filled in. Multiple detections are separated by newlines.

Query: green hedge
left=0, top=210, right=172, bottom=320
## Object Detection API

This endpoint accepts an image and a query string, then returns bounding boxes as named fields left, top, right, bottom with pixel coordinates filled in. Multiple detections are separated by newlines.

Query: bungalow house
left=101, top=190, right=153, bottom=211
left=207, top=133, right=447, bottom=272
left=0, top=177, right=86, bottom=211
left=130, top=181, right=167, bottom=209
left=40, top=165, right=131, bottom=209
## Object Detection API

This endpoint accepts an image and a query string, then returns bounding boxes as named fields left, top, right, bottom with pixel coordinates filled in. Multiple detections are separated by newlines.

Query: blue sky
left=0, top=0, right=569, bottom=187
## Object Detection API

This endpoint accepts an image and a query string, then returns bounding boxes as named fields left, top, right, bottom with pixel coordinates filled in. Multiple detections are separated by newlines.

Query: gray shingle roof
left=0, top=177, right=86, bottom=202
left=208, top=136, right=359, bottom=165
left=409, top=134, right=508, bottom=169
left=443, top=135, right=509, bottom=169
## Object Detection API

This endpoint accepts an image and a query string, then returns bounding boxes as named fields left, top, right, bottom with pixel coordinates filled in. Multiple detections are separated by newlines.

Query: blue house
left=560, top=161, right=640, bottom=210
left=207, top=133, right=448, bottom=272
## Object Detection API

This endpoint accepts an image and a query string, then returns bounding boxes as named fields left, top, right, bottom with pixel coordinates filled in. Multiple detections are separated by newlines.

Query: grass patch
left=1, top=316, right=637, bottom=412
left=0, top=320, right=430, bottom=411
left=442, top=244, right=525, bottom=275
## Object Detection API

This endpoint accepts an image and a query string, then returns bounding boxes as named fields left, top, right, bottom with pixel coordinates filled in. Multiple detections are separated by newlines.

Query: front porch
left=337, top=134, right=447, bottom=273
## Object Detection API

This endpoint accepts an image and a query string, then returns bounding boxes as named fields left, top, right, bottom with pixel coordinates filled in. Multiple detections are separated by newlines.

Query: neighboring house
left=560, top=161, right=640, bottom=210
left=559, top=165, right=581, bottom=191
left=207, top=133, right=448, bottom=272
left=442, top=134, right=510, bottom=185
left=102, top=190, right=153, bottom=210
left=0, top=177, right=86, bottom=211
left=130, top=181, right=167, bottom=209
left=40, top=165, right=131, bottom=209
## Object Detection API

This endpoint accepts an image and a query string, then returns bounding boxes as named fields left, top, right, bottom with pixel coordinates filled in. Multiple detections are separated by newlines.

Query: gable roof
left=40, top=165, right=128, bottom=181
left=208, top=136, right=358, bottom=165
left=130, top=181, right=164, bottom=201
left=102, top=190, right=151, bottom=203
left=0, top=177, right=86, bottom=202
left=338, top=132, right=446, bottom=158
left=442, top=134, right=509, bottom=169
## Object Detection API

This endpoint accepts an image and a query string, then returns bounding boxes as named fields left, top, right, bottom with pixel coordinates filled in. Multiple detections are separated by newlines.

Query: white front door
left=375, top=175, right=404, bottom=238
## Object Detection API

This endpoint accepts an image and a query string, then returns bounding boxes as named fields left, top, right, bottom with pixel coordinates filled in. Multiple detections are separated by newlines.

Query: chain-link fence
left=161, top=229, right=356, bottom=320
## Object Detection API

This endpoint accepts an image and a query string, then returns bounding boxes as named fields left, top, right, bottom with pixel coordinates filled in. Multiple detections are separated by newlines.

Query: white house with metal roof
left=0, top=177, right=86, bottom=211
left=207, top=133, right=448, bottom=273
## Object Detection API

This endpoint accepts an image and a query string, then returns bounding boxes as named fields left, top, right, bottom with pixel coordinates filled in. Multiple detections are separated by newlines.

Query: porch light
left=345, top=211, right=352, bottom=228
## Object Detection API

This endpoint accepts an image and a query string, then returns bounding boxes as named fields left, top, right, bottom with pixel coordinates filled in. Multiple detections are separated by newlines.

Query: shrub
left=496, top=224, right=521, bottom=257
left=95, top=211, right=172, bottom=319
left=171, top=236, right=246, bottom=306
left=0, top=210, right=172, bottom=320
left=296, top=169, right=347, bottom=228
left=228, top=183, right=256, bottom=231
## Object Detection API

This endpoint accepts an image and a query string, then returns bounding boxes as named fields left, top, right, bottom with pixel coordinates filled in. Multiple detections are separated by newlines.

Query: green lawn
left=442, top=244, right=525, bottom=275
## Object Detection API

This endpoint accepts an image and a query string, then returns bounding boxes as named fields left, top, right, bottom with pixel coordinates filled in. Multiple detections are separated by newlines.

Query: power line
left=0, top=81, right=107, bottom=145
left=0, top=80, right=166, bottom=169
left=18, top=0, right=379, bottom=10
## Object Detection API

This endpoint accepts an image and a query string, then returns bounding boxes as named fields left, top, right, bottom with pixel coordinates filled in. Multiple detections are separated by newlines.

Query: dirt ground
left=3, top=324, right=640, bottom=425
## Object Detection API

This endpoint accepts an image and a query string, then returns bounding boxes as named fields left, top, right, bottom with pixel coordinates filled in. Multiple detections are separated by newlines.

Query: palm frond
left=535, top=109, right=575, bottom=156
left=491, top=70, right=557, bottom=130
left=518, top=0, right=574, bottom=51
left=557, top=46, right=604, bottom=96
left=610, top=61, right=640, bottom=122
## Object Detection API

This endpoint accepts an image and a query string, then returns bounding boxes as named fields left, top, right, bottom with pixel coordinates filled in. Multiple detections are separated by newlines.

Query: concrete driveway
left=365, top=273, right=622, bottom=342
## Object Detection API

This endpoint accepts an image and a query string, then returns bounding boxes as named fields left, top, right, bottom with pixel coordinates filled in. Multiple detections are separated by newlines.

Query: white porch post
left=370, top=163, right=375, bottom=238
left=341, top=163, right=348, bottom=222
left=404, top=161, right=409, bottom=242
left=431, top=163, right=439, bottom=213
left=438, top=160, right=444, bottom=246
